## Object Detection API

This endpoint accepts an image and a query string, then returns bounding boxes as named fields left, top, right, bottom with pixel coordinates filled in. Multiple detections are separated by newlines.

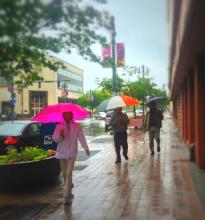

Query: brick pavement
left=1, top=114, right=205, bottom=220
left=32, top=114, right=205, bottom=220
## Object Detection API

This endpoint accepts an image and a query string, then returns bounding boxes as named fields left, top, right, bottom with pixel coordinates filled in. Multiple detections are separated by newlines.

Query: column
left=195, top=54, right=205, bottom=168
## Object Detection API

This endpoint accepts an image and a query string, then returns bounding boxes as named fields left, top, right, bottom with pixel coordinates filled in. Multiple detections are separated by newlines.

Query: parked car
left=104, top=110, right=114, bottom=131
left=95, top=112, right=106, bottom=120
left=135, top=109, right=143, bottom=117
left=0, top=120, right=41, bottom=154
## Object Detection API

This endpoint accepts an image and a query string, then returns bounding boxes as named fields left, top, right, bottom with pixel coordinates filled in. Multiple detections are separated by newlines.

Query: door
left=29, top=91, right=47, bottom=116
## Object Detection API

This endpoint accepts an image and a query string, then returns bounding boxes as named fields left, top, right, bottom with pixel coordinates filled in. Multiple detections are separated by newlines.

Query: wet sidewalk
left=1, top=114, right=205, bottom=220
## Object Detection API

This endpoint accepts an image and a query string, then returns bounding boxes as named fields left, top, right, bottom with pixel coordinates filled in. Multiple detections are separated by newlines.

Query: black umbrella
left=146, top=96, right=166, bottom=105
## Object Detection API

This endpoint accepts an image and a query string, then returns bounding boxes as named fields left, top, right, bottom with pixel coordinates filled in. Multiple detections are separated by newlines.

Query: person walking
left=111, top=107, right=129, bottom=164
left=144, top=102, right=164, bottom=155
left=53, top=111, right=90, bottom=205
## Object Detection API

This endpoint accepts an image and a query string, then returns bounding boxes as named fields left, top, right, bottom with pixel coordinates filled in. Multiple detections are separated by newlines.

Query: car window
left=0, top=123, right=25, bottom=136
left=28, top=123, right=40, bottom=135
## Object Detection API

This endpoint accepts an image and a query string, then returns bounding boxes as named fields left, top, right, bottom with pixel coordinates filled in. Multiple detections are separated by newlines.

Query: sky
left=55, top=0, right=169, bottom=92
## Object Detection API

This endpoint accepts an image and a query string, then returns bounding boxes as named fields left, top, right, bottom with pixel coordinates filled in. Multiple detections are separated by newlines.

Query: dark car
left=0, top=120, right=41, bottom=154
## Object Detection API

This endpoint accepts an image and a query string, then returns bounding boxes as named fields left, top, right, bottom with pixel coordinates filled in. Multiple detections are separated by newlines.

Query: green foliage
left=77, top=90, right=111, bottom=109
left=0, top=148, right=56, bottom=164
left=149, top=88, right=169, bottom=109
left=0, top=0, right=111, bottom=89
left=90, top=90, right=111, bottom=108
left=124, top=78, right=157, bottom=100
left=96, top=76, right=124, bottom=94
left=77, top=94, right=90, bottom=107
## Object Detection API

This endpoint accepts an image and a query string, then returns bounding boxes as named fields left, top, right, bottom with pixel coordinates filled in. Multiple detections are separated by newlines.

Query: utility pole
left=111, top=16, right=117, bottom=96
left=63, top=81, right=67, bottom=103
left=138, top=65, right=149, bottom=127
left=89, top=89, right=92, bottom=117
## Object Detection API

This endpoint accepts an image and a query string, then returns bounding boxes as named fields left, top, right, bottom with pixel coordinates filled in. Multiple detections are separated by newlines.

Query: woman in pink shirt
left=53, top=111, right=90, bottom=205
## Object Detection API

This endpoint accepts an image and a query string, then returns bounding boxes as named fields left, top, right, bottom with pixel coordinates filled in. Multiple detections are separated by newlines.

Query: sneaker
left=124, top=155, right=129, bottom=160
left=157, top=146, right=161, bottom=152
left=115, top=159, right=121, bottom=164
left=150, top=151, right=155, bottom=156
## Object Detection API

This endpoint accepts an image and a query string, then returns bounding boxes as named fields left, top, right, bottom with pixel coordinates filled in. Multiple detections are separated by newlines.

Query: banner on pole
left=102, top=43, right=125, bottom=68
left=102, top=45, right=111, bottom=58
left=116, top=43, right=125, bottom=67
left=102, top=44, right=112, bottom=68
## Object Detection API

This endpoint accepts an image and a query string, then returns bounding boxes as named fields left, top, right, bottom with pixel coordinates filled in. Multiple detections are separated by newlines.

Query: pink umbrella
left=32, top=103, right=90, bottom=123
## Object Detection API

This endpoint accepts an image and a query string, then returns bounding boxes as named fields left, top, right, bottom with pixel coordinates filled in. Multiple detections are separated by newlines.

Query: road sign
left=9, top=98, right=16, bottom=106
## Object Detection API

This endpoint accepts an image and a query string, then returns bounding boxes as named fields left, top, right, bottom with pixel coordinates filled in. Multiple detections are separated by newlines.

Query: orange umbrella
left=121, top=96, right=140, bottom=106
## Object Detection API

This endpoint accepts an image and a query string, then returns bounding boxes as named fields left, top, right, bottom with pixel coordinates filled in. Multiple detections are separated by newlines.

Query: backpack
left=149, top=109, right=163, bottom=128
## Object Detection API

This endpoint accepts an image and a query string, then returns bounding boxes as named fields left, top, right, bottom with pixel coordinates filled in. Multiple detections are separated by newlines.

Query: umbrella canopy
left=96, top=96, right=140, bottom=112
left=32, top=103, right=90, bottom=123
left=146, top=96, right=166, bottom=105
left=96, top=99, right=109, bottom=112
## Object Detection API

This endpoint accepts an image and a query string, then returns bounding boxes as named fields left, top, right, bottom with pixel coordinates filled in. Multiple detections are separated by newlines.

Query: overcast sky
left=55, top=0, right=168, bottom=92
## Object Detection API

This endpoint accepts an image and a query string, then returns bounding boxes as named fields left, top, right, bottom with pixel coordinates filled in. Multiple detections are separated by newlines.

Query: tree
left=150, top=88, right=169, bottom=109
left=125, top=78, right=157, bottom=101
left=0, top=0, right=111, bottom=89
left=77, top=90, right=111, bottom=111
left=76, top=94, right=90, bottom=107
left=96, top=75, right=124, bottom=94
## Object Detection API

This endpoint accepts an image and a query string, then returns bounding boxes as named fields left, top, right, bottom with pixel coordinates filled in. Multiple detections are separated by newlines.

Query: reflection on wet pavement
left=1, top=116, right=205, bottom=219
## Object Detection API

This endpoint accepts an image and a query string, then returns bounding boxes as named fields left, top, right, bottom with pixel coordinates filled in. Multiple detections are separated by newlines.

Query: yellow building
left=0, top=56, right=84, bottom=119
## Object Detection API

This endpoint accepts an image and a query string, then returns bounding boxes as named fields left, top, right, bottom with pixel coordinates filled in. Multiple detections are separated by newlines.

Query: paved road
left=78, top=117, right=106, bottom=143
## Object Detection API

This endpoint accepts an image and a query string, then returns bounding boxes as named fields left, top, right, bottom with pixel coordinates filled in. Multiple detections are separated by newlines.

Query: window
left=58, top=69, right=83, bottom=81
left=30, top=91, right=47, bottom=116
left=28, top=123, right=40, bottom=135
left=0, top=123, right=25, bottom=136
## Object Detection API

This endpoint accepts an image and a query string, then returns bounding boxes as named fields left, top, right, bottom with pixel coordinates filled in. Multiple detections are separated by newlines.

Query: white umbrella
left=96, top=96, right=140, bottom=112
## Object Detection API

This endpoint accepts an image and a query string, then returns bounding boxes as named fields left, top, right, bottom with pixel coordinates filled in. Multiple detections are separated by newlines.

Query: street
left=78, top=117, right=106, bottom=143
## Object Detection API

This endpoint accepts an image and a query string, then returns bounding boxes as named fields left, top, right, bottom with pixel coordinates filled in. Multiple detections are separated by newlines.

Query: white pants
left=60, top=158, right=75, bottom=198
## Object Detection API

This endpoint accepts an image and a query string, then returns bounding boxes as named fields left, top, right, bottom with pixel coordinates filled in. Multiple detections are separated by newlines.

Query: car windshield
left=99, top=112, right=106, bottom=116
left=0, top=123, right=26, bottom=136
left=106, top=111, right=114, bottom=117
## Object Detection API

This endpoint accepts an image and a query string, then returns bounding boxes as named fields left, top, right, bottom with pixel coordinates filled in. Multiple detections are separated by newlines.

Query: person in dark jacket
left=144, top=102, right=164, bottom=155
left=111, top=107, right=129, bottom=163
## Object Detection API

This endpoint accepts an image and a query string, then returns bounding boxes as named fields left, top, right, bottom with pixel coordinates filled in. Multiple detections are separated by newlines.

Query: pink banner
left=102, top=45, right=111, bottom=58
left=117, top=43, right=125, bottom=67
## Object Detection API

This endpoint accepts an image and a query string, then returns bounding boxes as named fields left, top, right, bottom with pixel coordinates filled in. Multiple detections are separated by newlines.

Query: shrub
left=0, top=147, right=56, bottom=164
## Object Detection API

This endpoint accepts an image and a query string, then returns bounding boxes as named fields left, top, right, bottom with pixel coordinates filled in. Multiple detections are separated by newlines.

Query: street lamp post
left=111, top=16, right=117, bottom=96
left=89, top=89, right=93, bottom=117
left=10, top=81, right=15, bottom=123
left=138, top=65, right=149, bottom=127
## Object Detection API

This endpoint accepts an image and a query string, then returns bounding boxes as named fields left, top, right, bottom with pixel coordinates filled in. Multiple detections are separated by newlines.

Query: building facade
left=0, top=57, right=84, bottom=118
left=168, top=0, right=205, bottom=168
